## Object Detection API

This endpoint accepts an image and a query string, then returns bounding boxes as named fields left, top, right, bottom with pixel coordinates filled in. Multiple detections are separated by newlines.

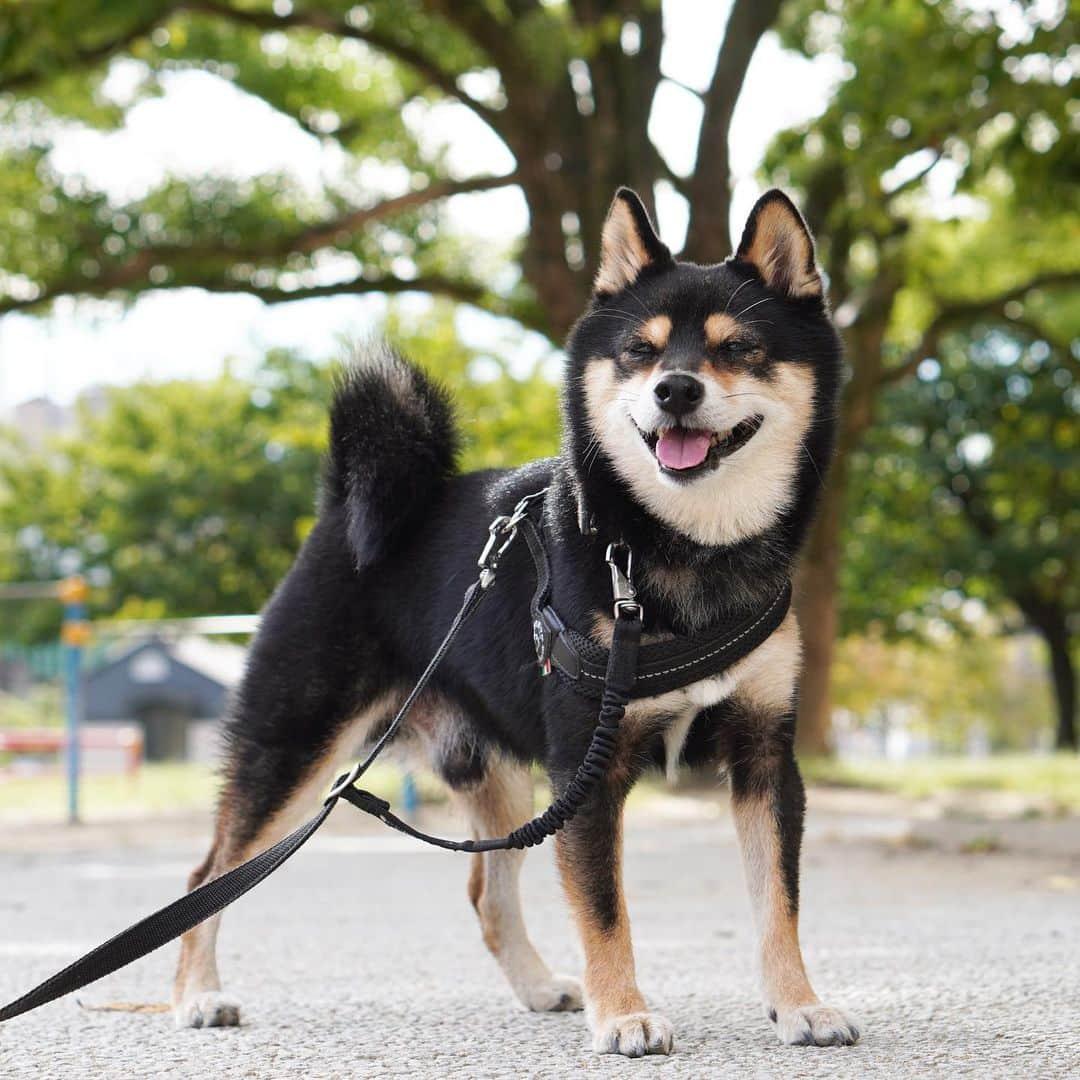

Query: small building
left=84, top=635, right=246, bottom=762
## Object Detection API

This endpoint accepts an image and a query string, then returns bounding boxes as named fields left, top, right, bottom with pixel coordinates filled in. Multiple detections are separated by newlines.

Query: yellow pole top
left=58, top=576, right=89, bottom=604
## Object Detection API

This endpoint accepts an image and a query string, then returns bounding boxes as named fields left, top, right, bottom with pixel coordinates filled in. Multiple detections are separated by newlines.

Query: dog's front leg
left=729, top=706, right=860, bottom=1047
left=554, top=775, right=673, bottom=1057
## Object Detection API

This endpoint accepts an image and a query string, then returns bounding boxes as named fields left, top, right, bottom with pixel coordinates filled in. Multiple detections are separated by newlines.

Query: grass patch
left=0, top=760, right=440, bottom=825
left=4, top=753, right=1077, bottom=824
left=801, top=753, right=1080, bottom=812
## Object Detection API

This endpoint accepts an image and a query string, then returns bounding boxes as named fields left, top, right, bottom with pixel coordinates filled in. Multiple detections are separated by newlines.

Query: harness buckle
left=606, top=542, right=643, bottom=621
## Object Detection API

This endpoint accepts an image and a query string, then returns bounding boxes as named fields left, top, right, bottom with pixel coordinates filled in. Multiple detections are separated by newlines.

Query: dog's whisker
left=623, top=288, right=656, bottom=322
left=723, top=277, right=754, bottom=314
left=733, top=296, right=774, bottom=320
left=798, top=437, right=825, bottom=487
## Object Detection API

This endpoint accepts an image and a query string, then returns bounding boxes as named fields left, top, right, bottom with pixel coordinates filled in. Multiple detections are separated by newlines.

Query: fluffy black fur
left=324, top=348, right=458, bottom=568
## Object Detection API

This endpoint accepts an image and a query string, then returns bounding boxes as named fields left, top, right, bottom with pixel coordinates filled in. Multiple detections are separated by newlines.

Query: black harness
left=521, top=514, right=792, bottom=700
left=0, top=488, right=791, bottom=1025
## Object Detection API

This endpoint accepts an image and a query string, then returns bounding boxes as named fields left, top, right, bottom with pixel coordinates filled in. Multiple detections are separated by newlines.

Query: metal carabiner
left=605, top=542, right=642, bottom=620
left=476, top=489, right=548, bottom=589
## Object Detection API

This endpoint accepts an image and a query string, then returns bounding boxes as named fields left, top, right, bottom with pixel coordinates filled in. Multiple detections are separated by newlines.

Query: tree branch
left=0, top=6, right=179, bottom=93
left=284, top=173, right=520, bottom=255
left=681, top=0, right=784, bottom=261
left=197, top=272, right=488, bottom=306
left=1, top=1, right=504, bottom=132
left=187, top=0, right=503, bottom=128
left=170, top=273, right=548, bottom=334
left=0, top=173, right=520, bottom=316
left=881, top=148, right=942, bottom=199
left=879, top=270, right=1080, bottom=386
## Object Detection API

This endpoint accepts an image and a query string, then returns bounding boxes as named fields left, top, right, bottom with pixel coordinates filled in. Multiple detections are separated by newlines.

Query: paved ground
left=0, top=791, right=1077, bottom=1079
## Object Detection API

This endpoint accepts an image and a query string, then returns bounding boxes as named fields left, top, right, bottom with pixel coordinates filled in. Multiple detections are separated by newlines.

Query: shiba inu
left=173, top=188, right=858, bottom=1056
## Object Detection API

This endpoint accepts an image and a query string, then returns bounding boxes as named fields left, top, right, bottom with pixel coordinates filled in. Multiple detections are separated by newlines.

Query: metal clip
left=605, top=542, right=642, bottom=620
left=477, top=517, right=515, bottom=588
left=476, top=489, right=547, bottom=590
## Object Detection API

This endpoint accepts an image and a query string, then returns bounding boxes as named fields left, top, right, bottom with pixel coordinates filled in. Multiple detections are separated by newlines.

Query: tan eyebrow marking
left=704, top=312, right=740, bottom=347
left=638, top=315, right=672, bottom=349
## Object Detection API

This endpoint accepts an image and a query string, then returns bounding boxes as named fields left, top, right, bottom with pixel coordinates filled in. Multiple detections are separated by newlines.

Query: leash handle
left=0, top=800, right=335, bottom=1024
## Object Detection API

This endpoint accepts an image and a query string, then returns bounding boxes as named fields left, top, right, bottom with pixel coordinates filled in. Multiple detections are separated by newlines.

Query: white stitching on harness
left=630, top=587, right=786, bottom=678
left=575, top=584, right=788, bottom=683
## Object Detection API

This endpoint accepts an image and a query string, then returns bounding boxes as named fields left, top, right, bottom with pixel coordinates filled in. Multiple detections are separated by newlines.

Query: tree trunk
left=794, top=303, right=893, bottom=754
left=795, top=480, right=843, bottom=755
left=1020, top=600, right=1077, bottom=751
left=1047, top=623, right=1077, bottom=751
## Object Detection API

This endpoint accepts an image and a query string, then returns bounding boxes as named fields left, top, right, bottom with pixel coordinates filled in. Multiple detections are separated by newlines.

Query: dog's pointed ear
left=734, top=189, right=822, bottom=299
left=594, top=188, right=672, bottom=296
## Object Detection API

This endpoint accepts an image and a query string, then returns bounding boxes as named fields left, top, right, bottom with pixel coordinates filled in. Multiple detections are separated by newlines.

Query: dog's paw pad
left=593, top=1012, right=674, bottom=1057
left=773, top=1003, right=859, bottom=1046
left=174, top=992, right=242, bottom=1030
left=522, top=973, right=583, bottom=1013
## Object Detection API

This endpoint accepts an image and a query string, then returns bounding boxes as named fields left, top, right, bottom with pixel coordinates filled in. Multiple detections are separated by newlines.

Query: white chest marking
left=627, top=672, right=738, bottom=782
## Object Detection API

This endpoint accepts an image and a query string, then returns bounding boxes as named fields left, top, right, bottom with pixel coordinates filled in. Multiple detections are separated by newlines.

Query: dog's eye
left=713, top=339, right=753, bottom=358
left=626, top=340, right=658, bottom=361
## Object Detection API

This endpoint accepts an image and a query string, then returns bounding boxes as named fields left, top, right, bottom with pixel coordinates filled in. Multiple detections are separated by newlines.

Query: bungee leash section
left=0, top=489, right=642, bottom=1023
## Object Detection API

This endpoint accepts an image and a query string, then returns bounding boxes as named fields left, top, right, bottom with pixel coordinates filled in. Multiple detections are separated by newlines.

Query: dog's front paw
left=771, top=1003, right=859, bottom=1046
left=593, top=1011, right=674, bottom=1057
left=173, top=991, right=242, bottom=1029
left=521, top=973, right=583, bottom=1013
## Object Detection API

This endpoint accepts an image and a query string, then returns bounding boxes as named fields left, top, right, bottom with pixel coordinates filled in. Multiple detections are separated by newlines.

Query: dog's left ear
left=594, top=188, right=673, bottom=296
left=734, top=189, right=822, bottom=299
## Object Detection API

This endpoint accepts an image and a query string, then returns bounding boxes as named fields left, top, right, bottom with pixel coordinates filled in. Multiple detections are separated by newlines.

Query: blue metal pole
left=401, top=771, right=418, bottom=817
left=59, top=577, right=88, bottom=826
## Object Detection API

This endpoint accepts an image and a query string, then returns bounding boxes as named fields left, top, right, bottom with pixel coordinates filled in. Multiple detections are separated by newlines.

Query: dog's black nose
left=653, top=373, right=704, bottom=417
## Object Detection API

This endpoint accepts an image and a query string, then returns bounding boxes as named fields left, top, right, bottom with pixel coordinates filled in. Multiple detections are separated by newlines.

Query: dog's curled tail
left=326, top=345, right=458, bottom=569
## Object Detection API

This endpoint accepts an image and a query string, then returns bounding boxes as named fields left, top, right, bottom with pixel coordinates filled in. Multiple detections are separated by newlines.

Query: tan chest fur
left=591, top=610, right=802, bottom=780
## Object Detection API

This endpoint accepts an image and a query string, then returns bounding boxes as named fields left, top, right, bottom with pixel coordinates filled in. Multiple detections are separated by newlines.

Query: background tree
left=2, top=1, right=1077, bottom=751
left=841, top=320, right=1078, bottom=749
left=0, top=0, right=782, bottom=333
left=0, top=309, right=560, bottom=641
left=768, top=0, right=1078, bottom=748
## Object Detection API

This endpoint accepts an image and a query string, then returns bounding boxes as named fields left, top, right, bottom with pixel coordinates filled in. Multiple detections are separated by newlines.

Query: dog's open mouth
left=640, top=416, right=764, bottom=477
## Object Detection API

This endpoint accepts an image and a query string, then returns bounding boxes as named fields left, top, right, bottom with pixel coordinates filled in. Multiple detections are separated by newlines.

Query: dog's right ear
left=594, top=188, right=673, bottom=296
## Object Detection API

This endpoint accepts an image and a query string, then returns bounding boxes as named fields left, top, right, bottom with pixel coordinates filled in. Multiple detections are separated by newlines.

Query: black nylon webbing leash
left=0, top=489, right=642, bottom=1023
left=1, top=487, right=790, bottom=1024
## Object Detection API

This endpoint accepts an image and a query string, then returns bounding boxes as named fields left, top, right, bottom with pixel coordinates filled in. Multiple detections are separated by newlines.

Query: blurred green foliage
left=0, top=304, right=558, bottom=641
left=831, top=633, right=1054, bottom=751
left=0, top=0, right=1077, bottom=749
left=844, top=327, right=1077, bottom=639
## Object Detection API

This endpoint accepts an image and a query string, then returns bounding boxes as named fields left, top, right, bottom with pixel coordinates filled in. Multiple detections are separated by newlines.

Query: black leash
left=1, top=486, right=792, bottom=1024
left=0, top=490, right=641, bottom=1023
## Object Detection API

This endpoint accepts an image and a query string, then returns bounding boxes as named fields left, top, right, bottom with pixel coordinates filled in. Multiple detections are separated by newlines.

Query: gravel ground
left=0, top=793, right=1078, bottom=1079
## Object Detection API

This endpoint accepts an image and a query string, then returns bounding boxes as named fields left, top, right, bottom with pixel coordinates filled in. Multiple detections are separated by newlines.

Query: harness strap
left=521, top=517, right=792, bottom=700
left=341, top=606, right=640, bottom=853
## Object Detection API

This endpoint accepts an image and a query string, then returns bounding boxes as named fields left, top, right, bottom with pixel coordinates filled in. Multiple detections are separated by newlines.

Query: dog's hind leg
left=172, top=695, right=397, bottom=1029
left=453, top=757, right=583, bottom=1013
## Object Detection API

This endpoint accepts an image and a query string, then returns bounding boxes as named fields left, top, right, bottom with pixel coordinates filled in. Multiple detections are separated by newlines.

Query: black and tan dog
left=173, top=188, right=859, bottom=1056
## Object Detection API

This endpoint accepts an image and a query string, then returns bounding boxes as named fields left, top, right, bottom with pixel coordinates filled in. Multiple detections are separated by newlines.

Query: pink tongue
left=655, top=429, right=711, bottom=470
